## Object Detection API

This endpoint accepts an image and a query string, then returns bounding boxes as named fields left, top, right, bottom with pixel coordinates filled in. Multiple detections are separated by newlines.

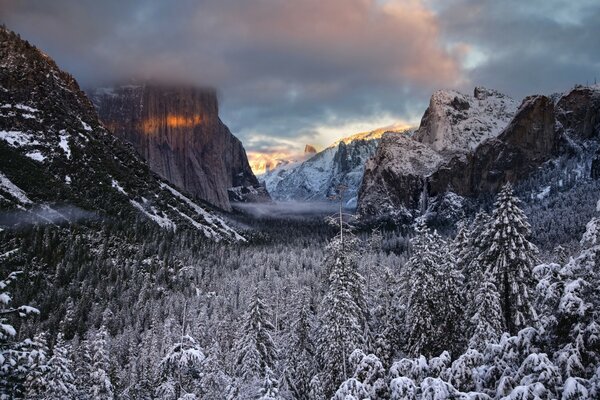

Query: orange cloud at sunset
left=248, top=151, right=303, bottom=175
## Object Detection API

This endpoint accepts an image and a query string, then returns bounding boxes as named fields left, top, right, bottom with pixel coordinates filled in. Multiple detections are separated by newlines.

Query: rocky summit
left=91, top=84, right=268, bottom=211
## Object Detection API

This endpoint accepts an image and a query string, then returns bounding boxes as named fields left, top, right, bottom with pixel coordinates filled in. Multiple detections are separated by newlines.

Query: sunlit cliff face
left=141, top=114, right=203, bottom=133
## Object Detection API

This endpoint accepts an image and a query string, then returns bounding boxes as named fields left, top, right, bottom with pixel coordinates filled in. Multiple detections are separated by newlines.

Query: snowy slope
left=262, top=127, right=409, bottom=205
left=0, top=27, right=243, bottom=241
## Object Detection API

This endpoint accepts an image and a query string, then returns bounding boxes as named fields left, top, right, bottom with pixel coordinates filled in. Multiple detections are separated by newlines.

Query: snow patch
left=130, top=199, right=176, bottom=230
left=26, top=151, right=46, bottom=162
left=0, top=130, right=39, bottom=147
left=111, top=179, right=127, bottom=195
left=79, top=118, right=92, bottom=132
left=59, top=131, right=71, bottom=158
left=0, top=173, right=32, bottom=204
left=536, top=186, right=551, bottom=200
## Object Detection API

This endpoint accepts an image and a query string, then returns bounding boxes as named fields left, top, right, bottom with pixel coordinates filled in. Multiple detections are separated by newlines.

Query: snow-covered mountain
left=0, top=27, right=243, bottom=241
left=260, top=127, right=410, bottom=206
left=358, top=85, right=600, bottom=223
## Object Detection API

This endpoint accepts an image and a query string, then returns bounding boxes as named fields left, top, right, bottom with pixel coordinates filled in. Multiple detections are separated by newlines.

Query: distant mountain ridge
left=0, top=27, right=243, bottom=241
left=260, top=126, right=411, bottom=205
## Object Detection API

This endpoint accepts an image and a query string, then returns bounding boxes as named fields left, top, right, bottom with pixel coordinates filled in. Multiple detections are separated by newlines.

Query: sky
left=2, top=0, right=600, bottom=167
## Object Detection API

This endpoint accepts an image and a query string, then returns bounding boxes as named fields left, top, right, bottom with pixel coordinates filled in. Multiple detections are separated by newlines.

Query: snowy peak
left=414, top=87, right=518, bottom=154
left=358, top=84, right=600, bottom=222
left=263, top=127, right=410, bottom=203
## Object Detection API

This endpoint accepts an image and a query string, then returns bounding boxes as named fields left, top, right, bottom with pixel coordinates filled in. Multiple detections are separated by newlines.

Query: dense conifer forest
left=2, top=180, right=600, bottom=399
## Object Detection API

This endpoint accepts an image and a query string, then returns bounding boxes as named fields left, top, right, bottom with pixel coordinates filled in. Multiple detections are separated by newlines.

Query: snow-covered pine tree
left=24, top=332, right=50, bottom=398
left=308, top=374, right=326, bottom=400
left=89, top=325, right=114, bottom=400
left=372, top=266, right=404, bottom=368
left=348, top=349, right=389, bottom=398
left=316, top=265, right=363, bottom=395
left=468, top=275, right=505, bottom=352
left=44, top=333, right=77, bottom=399
left=316, top=212, right=369, bottom=396
left=477, top=183, right=539, bottom=334
left=403, top=221, right=464, bottom=357
left=284, top=292, right=315, bottom=400
left=0, top=270, right=40, bottom=399
left=157, top=334, right=205, bottom=399
left=234, top=289, right=277, bottom=381
left=258, top=367, right=282, bottom=400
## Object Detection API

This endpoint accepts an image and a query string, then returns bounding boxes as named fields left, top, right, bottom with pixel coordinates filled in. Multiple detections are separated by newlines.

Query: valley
left=1, top=7, right=600, bottom=399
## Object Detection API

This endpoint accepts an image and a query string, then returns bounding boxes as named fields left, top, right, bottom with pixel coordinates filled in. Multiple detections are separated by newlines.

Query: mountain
left=357, top=85, right=600, bottom=223
left=0, top=27, right=243, bottom=241
left=262, top=126, right=410, bottom=206
left=90, top=84, right=268, bottom=211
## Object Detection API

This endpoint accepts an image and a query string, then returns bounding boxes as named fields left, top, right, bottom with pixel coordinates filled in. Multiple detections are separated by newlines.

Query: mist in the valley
left=233, top=200, right=354, bottom=220
left=0, top=205, right=98, bottom=227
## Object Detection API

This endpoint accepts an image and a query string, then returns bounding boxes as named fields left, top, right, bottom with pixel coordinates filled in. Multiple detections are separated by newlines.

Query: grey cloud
left=1, top=0, right=599, bottom=154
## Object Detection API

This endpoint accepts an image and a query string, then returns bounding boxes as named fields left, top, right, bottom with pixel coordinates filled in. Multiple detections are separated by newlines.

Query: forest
left=1, top=180, right=600, bottom=400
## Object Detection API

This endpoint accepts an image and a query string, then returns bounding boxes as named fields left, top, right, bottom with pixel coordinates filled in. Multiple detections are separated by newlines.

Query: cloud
left=0, top=0, right=460, bottom=154
left=431, top=0, right=600, bottom=97
left=2, top=0, right=599, bottom=157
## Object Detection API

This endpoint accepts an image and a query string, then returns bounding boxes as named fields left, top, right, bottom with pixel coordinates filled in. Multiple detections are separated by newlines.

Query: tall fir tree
left=403, top=221, right=464, bottom=357
left=89, top=325, right=114, bottom=400
left=316, top=224, right=368, bottom=395
left=477, top=183, right=539, bottom=334
left=468, top=275, right=505, bottom=352
left=234, top=289, right=278, bottom=381
left=0, top=271, right=40, bottom=399
left=44, top=333, right=78, bottom=399
left=284, top=292, right=315, bottom=400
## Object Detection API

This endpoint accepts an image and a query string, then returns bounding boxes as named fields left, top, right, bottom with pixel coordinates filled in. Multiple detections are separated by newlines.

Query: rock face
left=357, top=86, right=600, bottom=222
left=91, top=85, right=266, bottom=211
left=427, top=95, right=561, bottom=197
left=358, top=133, right=443, bottom=217
left=262, top=127, right=408, bottom=205
left=0, top=27, right=243, bottom=241
left=555, top=85, right=600, bottom=139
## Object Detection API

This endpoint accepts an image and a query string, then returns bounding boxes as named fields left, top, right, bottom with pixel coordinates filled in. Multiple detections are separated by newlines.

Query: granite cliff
left=91, top=85, right=267, bottom=211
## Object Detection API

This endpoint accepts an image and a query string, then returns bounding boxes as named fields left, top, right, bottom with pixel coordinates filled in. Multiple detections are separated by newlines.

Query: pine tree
left=284, top=292, right=315, bottom=400
left=89, top=325, right=114, bottom=400
left=316, top=267, right=362, bottom=395
left=477, top=184, right=539, bottom=334
left=0, top=271, right=40, bottom=398
left=157, top=334, right=205, bottom=399
left=468, top=276, right=505, bottom=352
left=24, top=332, right=50, bottom=398
left=44, top=333, right=78, bottom=399
left=308, top=374, right=326, bottom=400
left=234, top=289, right=277, bottom=381
left=258, top=367, right=282, bottom=400
left=403, top=222, right=464, bottom=357
left=372, top=266, right=404, bottom=367
left=316, top=219, right=368, bottom=396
